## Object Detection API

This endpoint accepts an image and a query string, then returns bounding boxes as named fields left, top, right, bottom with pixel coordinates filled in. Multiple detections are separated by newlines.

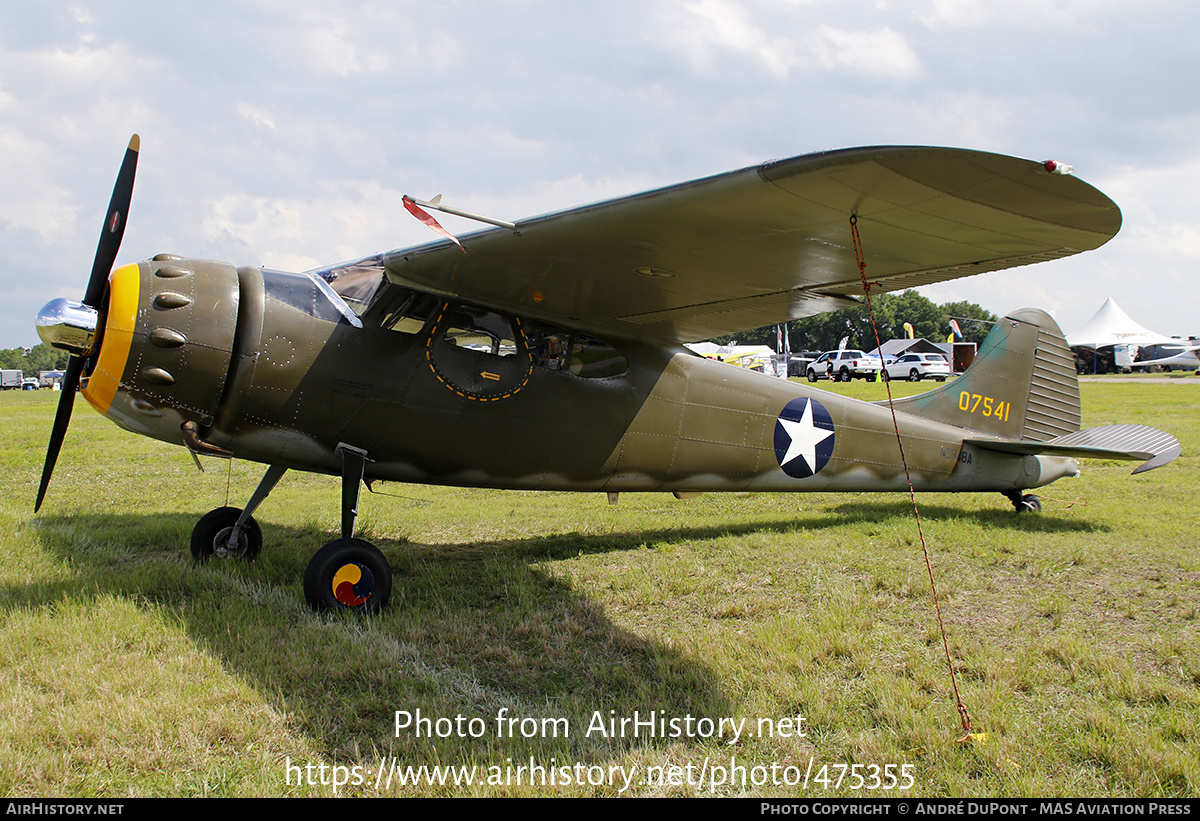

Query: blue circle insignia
left=773, top=397, right=836, bottom=479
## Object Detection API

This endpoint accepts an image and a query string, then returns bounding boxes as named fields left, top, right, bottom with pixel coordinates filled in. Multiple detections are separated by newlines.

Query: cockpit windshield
left=262, top=269, right=363, bottom=328
left=310, top=255, right=387, bottom=316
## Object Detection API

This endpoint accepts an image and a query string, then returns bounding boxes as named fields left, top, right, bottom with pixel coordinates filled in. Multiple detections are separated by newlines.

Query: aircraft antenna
left=851, top=214, right=978, bottom=743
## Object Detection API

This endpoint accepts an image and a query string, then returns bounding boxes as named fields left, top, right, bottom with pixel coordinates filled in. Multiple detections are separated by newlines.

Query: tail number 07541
left=959, top=391, right=1011, bottom=421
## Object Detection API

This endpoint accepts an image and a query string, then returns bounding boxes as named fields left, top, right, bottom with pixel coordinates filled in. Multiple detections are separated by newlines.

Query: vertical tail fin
left=885, top=308, right=1080, bottom=441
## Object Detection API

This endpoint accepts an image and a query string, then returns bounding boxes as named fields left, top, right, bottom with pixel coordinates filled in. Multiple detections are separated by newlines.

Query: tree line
left=0, top=344, right=71, bottom=373
left=708, top=290, right=996, bottom=352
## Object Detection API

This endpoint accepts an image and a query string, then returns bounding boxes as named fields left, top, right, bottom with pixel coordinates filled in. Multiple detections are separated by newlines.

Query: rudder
left=884, top=308, right=1080, bottom=441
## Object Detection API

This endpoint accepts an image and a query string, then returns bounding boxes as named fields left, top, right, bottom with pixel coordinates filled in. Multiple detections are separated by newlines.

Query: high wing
left=366, top=146, right=1120, bottom=343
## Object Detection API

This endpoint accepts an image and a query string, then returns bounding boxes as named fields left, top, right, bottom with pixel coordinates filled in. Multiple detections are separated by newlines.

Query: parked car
left=806, top=350, right=881, bottom=382
left=21, top=378, right=39, bottom=390
left=883, top=352, right=951, bottom=382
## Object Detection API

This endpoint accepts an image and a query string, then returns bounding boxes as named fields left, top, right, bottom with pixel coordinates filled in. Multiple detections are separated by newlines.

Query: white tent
left=684, top=342, right=787, bottom=377
left=1065, top=297, right=1181, bottom=349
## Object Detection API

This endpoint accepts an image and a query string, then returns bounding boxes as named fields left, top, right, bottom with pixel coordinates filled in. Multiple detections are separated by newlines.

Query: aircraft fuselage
left=85, top=259, right=1076, bottom=497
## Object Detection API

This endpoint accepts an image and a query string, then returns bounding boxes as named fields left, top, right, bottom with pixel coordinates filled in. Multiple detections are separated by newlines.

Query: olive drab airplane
left=35, top=136, right=1181, bottom=614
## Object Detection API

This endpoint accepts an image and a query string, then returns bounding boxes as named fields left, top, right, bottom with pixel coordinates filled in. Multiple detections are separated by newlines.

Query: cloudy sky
left=3, top=0, right=1198, bottom=349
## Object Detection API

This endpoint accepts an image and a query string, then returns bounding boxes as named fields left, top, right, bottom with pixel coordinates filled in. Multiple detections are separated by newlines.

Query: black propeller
left=35, top=134, right=140, bottom=512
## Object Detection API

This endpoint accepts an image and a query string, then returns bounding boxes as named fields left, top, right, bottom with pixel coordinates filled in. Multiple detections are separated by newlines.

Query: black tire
left=867, top=373, right=877, bottom=382
left=191, top=506, right=262, bottom=560
left=1017, top=495, right=1042, bottom=514
left=304, top=538, right=392, bottom=614
left=881, top=370, right=890, bottom=383
left=807, top=369, right=818, bottom=383
left=839, top=368, right=851, bottom=382
left=936, top=377, right=946, bottom=382
left=908, top=369, right=921, bottom=382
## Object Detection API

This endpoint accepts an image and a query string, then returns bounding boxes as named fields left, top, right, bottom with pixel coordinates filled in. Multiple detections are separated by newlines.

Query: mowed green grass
left=1, top=378, right=1197, bottom=797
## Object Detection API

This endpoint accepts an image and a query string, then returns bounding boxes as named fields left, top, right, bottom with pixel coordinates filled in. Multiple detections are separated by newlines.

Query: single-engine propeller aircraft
left=35, top=137, right=1181, bottom=614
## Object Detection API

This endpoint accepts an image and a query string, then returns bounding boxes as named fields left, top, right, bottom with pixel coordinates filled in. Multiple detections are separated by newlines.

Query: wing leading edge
left=378, top=146, right=1121, bottom=343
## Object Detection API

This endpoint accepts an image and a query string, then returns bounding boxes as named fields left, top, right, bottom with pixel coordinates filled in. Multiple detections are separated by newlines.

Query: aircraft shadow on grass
left=12, top=495, right=1112, bottom=767
left=823, top=500, right=1110, bottom=534
left=21, top=511, right=753, bottom=760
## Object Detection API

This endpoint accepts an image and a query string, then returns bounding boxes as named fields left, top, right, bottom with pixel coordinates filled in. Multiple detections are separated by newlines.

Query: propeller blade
left=35, top=356, right=84, bottom=512
left=36, top=135, right=140, bottom=511
left=83, top=134, right=139, bottom=308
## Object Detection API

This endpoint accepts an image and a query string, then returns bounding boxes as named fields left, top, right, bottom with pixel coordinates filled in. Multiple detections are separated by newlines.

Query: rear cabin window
left=439, top=307, right=519, bottom=357
left=570, top=336, right=627, bottom=378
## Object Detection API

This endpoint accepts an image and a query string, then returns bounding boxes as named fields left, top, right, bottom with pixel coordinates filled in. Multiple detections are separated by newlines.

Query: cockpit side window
left=357, top=282, right=439, bottom=335
left=380, top=291, right=440, bottom=335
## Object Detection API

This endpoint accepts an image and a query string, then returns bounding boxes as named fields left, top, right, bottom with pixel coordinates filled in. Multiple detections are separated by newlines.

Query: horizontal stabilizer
left=966, top=424, right=1181, bottom=474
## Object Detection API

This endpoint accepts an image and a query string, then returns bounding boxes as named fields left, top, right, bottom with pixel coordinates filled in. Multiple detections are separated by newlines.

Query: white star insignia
left=778, top=400, right=834, bottom=474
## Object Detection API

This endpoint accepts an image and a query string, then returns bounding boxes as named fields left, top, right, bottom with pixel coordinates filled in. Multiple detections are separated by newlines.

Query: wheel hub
left=213, top=525, right=248, bottom=558
left=332, top=562, right=375, bottom=607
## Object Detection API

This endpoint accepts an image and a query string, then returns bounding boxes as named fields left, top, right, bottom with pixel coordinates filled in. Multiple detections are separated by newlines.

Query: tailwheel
left=304, top=538, right=392, bottom=614
left=1005, top=491, right=1042, bottom=514
left=191, top=506, right=262, bottom=560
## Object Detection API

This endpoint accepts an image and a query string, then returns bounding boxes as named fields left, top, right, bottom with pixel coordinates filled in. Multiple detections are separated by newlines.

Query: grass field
left=1, top=377, right=1197, bottom=797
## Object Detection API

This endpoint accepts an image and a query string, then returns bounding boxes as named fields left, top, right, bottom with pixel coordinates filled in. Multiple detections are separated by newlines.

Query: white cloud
left=663, top=1, right=920, bottom=79
left=238, top=103, right=278, bottom=131
left=806, top=25, right=922, bottom=78
left=666, top=0, right=798, bottom=78
left=916, top=0, right=992, bottom=29
left=292, top=10, right=390, bottom=77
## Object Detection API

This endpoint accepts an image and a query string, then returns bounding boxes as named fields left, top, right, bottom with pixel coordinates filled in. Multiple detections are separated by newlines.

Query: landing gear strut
left=190, top=447, right=393, bottom=614
left=191, top=463, right=285, bottom=560
left=302, top=445, right=392, bottom=614
left=1004, top=490, right=1042, bottom=513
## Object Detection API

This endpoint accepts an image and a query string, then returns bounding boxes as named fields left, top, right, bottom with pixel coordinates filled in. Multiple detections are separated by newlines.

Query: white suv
left=883, top=353, right=951, bottom=382
left=807, top=350, right=881, bottom=382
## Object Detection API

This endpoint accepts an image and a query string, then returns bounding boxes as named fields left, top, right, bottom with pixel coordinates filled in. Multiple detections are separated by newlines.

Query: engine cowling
left=81, top=257, right=240, bottom=443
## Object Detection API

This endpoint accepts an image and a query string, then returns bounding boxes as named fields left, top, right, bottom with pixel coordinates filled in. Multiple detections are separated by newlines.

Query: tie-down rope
left=850, top=214, right=974, bottom=738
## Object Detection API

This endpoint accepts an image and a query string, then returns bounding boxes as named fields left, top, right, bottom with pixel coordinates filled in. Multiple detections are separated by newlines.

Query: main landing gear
left=1003, top=490, right=1042, bottom=514
left=190, top=446, right=393, bottom=614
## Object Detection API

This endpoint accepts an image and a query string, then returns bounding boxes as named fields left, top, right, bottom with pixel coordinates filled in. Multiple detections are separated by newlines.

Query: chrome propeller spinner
left=36, top=298, right=99, bottom=356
